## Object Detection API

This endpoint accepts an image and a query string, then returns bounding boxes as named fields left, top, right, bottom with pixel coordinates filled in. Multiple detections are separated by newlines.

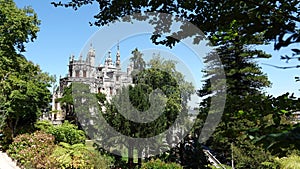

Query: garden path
left=0, top=151, right=20, bottom=169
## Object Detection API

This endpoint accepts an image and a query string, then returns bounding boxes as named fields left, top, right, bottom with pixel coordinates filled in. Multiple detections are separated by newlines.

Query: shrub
left=34, top=120, right=53, bottom=131
left=51, top=142, right=113, bottom=169
left=7, top=131, right=56, bottom=168
left=36, top=120, right=86, bottom=145
left=275, top=154, right=300, bottom=169
left=141, top=159, right=182, bottom=169
left=7, top=130, right=113, bottom=169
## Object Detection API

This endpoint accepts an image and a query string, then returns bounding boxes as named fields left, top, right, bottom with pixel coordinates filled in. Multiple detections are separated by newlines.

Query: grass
left=85, top=140, right=142, bottom=163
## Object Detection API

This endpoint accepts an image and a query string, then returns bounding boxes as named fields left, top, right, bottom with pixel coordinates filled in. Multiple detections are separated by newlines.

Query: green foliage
left=208, top=164, right=232, bottom=169
left=275, top=154, right=300, bottom=169
left=55, top=84, right=76, bottom=122
left=105, top=68, right=181, bottom=137
left=230, top=142, right=273, bottom=169
left=196, top=19, right=273, bottom=167
left=7, top=130, right=113, bottom=169
left=51, top=142, right=113, bottom=169
left=56, top=84, right=74, bottom=105
left=161, top=135, right=208, bottom=168
left=0, top=56, right=54, bottom=137
left=37, top=120, right=86, bottom=145
left=0, top=56, right=54, bottom=145
left=141, top=159, right=182, bottom=169
left=262, top=154, right=300, bottom=169
left=0, top=0, right=40, bottom=53
left=52, top=0, right=299, bottom=54
left=148, top=54, right=195, bottom=110
left=95, top=92, right=106, bottom=104
left=51, top=1, right=300, bottom=167
left=195, top=19, right=300, bottom=168
left=130, top=48, right=146, bottom=83
left=7, top=131, right=56, bottom=168
left=34, top=120, right=53, bottom=131
left=101, top=52, right=195, bottom=167
left=0, top=0, right=54, bottom=145
left=131, top=48, right=146, bottom=71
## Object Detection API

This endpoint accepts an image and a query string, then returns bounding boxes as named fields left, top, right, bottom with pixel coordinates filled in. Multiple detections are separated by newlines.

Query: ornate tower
left=87, top=43, right=96, bottom=66
left=106, top=51, right=113, bottom=66
left=116, top=42, right=121, bottom=68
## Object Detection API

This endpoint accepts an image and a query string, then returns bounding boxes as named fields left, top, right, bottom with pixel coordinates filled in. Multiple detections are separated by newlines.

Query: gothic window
left=69, top=69, right=72, bottom=77
left=110, top=87, right=113, bottom=95
left=98, top=87, right=101, bottom=93
left=116, top=76, right=119, bottom=81
left=75, top=70, right=80, bottom=77
left=54, top=102, right=58, bottom=110
left=83, top=70, right=87, bottom=78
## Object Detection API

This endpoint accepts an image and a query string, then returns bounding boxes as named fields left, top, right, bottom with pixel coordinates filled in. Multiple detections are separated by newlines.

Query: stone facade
left=50, top=44, right=133, bottom=124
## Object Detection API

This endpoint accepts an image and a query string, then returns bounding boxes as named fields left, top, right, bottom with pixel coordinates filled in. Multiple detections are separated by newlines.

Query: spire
left=87, top=43, right=95, bottom=66
left=106, top=50, right=113, bottom=66
left=88, top=43, right=95, bottom=57
left=117, top=40, right=120, bottom=51
left=116, top=41, right=121, bottom=67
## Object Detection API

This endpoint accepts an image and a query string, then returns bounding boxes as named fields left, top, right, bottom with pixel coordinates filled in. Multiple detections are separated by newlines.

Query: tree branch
left=262, top=63, right=300, bottom=69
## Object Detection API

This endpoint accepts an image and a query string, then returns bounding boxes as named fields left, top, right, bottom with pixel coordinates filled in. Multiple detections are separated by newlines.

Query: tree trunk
left=128, top=141, right=134, bottom=168
left=138, top=147, right=142, bottom=168
left=13, top=116, right=19, bottom=137
left=179, top=142, right=184, bottom=165
left=8, top=118, right=14, bottom=139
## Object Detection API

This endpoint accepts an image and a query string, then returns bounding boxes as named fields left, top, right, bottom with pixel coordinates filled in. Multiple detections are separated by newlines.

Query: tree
left=196, top=20, right=300, bottom=168
left=131, top=48, right=146, bottom=72
left=1, top=57, right=54, bottom=139
left=97, top=51, right=198, bottom=168
left=196, top=20, right=273, bottom=168
left=0, top=0, right=53, bottom=143
left=0, top=0, right=39, bottom=54
left=55, top=84, right=75, bottom=122
left=148, top=54, right=195, bottom=111
left=52, top=0, right=299, bottom=55
left=130, top=48, right=146, bottom=83
left=104, top=68, right=181, bottom=168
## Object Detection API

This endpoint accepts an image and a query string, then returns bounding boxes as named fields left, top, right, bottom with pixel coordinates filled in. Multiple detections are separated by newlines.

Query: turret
left=127, top=61, right=133, bottom=75
left=106, top=51, right=113, bottom=66
left=87, top=43, right=96, bottom=66
left=116, top=42, right=121, bottom=68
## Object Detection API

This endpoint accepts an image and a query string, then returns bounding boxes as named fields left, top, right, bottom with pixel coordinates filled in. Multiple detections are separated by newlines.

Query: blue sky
left=15, top=0, right=300, bottom=97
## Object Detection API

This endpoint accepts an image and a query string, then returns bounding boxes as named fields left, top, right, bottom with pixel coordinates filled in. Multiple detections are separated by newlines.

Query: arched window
left=110, top=87, right=113, bottom=95
left=75, top=70, right=80, bottom=77
left=54, top=102, right=58, bottom=110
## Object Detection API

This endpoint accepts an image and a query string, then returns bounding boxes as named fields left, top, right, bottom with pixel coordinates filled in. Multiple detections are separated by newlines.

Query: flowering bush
left=7, top=130, right=113, bottom=169
left=7, top=131, right=56, bottom=168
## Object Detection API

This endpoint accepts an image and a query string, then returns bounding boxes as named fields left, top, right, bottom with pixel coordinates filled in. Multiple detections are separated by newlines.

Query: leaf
left=238, top=110, right=244, bottom=115
left=280, top=109, right=288, bottom=114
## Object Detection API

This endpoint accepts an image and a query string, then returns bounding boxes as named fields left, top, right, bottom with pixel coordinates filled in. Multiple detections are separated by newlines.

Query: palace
left=49, top=44, right=133, bottom=124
